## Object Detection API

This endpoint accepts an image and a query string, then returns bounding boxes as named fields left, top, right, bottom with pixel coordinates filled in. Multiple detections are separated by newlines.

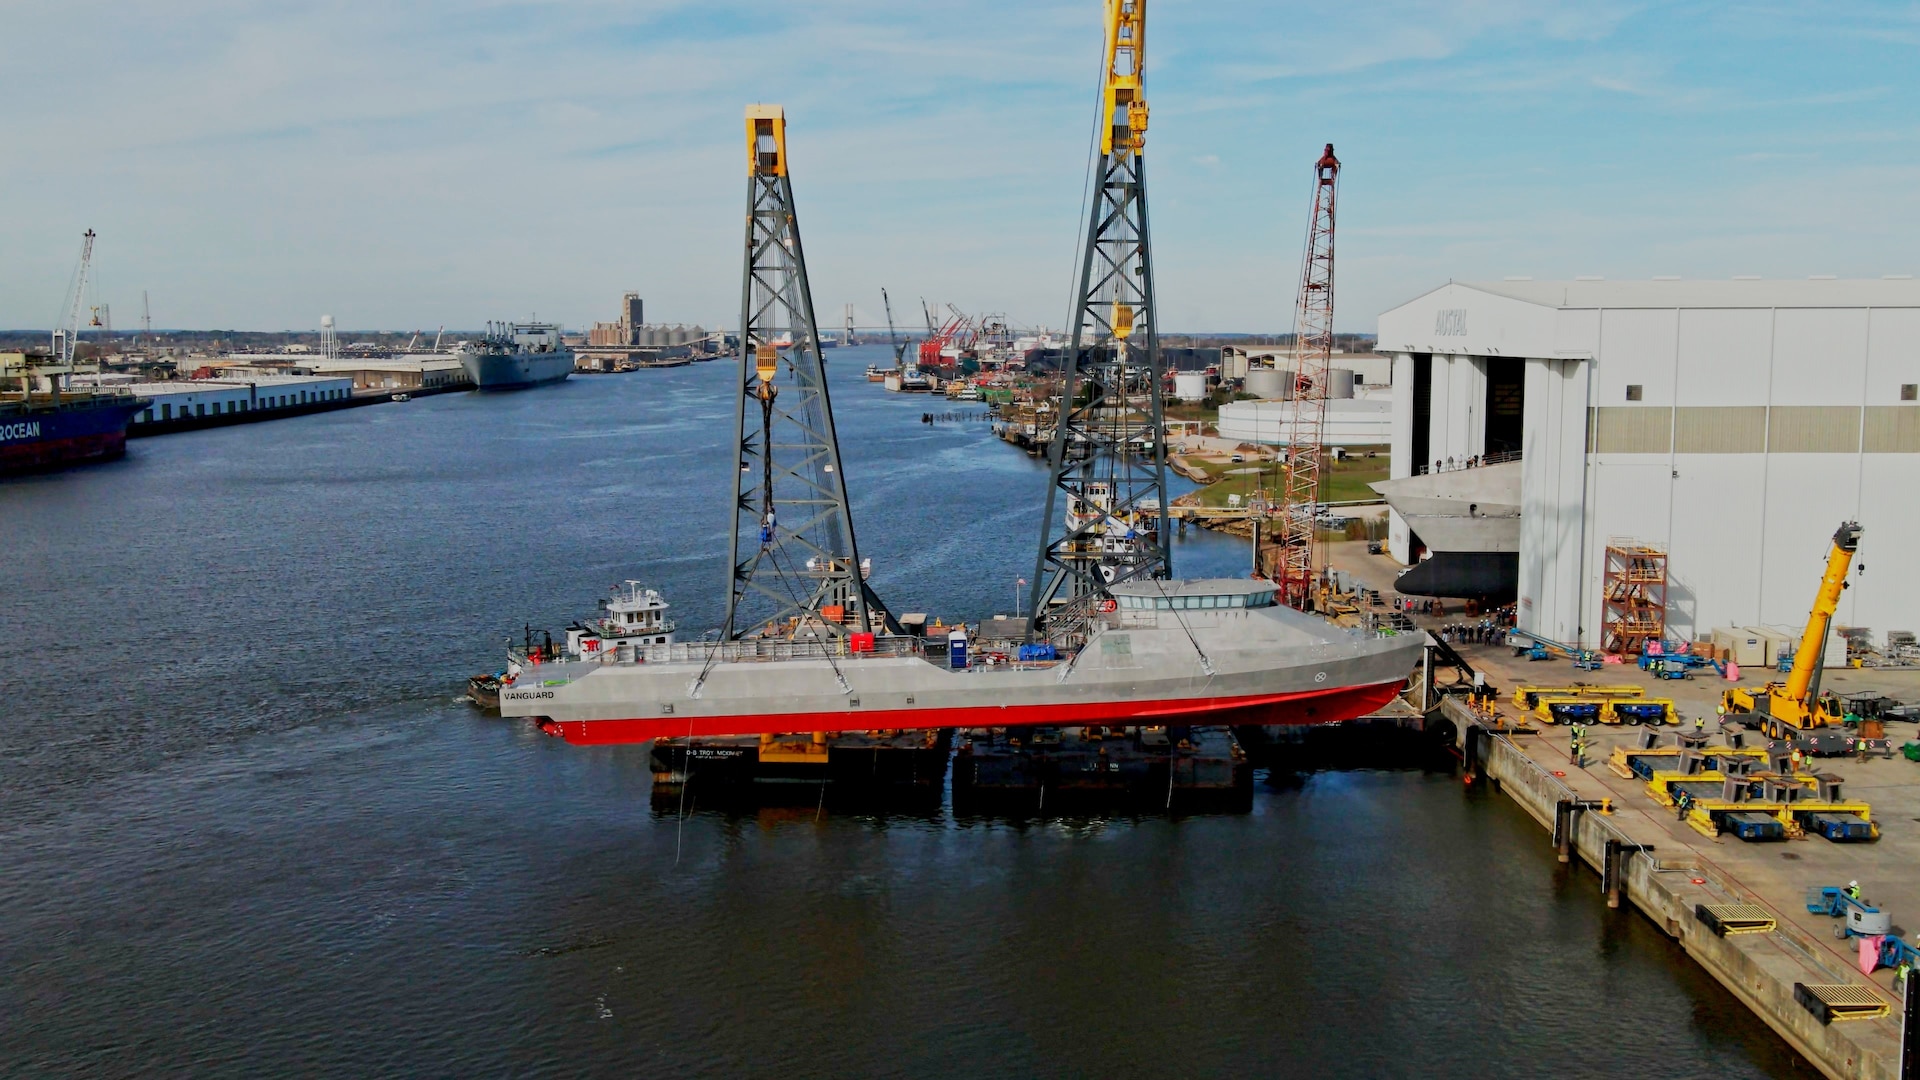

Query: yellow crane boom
left=1100, top=0, right=1147, bottom=156
left=1724, top=521, right=1860, bottom=731
left=1784, top=521, right=1861, bottom=702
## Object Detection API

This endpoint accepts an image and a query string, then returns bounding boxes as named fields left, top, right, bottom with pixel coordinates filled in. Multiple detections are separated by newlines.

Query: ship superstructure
left=563, top=581, right=677, bottom=662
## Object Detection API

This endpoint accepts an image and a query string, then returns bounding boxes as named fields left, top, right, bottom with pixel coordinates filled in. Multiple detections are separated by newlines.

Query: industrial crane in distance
left=1722, top=521, right=1861, bottom=736
left=880, top=288, right=908, bottom=370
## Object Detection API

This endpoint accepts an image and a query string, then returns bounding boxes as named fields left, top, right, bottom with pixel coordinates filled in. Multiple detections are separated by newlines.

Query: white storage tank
left=1325, top=367, right=1356, bottom=399
left=1244, top=366, right=1288, bottom=400
left=1173, top=371, right=1209, bottom=402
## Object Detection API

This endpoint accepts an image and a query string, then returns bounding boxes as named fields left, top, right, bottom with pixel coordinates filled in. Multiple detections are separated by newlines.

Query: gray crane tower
left=722, top=106, right=883, bottom=642
left=1027, top=0, right=1170, bottom=641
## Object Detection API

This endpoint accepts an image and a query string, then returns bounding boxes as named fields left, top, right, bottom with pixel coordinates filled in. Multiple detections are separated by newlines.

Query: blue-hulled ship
left=2, top=349, right=148, bottom=477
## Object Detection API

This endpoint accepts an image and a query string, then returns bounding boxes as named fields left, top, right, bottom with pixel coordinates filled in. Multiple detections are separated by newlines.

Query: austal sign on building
left=1375, top=278, right=1920, bottom=651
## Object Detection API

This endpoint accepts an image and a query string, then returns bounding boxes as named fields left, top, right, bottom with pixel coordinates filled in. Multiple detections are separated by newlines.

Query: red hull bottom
left=0, top=432, right=128, bottom=475
left=538, top=679, right=1406, bottom=745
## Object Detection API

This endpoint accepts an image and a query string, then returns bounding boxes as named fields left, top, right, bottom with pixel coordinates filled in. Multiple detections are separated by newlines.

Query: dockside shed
left=1375, top=278, right=1920, bottom=649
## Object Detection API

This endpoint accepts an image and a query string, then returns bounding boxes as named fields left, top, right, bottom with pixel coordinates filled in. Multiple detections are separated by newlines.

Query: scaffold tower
left=1601, top=540, right=1668, bottom=654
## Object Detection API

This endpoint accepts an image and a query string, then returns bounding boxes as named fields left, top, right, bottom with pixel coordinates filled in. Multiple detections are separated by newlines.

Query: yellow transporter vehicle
left=1512, top=684, right=1643, bottom=711
left=1679, top=797, right=1880, bottom=842
left=1651, top=766, right=1879, bottom=843
left=1644, top=768, right=1816, bottom=807
left=1603, top=698, right=1679, bottom=726
left=1530, top=694, right=1678, bottom=726
left=1723, top=522, right=1860, bottom=736
left=1533, top=696, right=1605, bottom=727
left=1607, top=743, right=1769, bottom=781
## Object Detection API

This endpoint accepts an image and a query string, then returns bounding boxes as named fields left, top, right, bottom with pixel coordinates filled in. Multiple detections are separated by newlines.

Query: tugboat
left=883, top=367, right=932, bottom=393
left=482, top=584, right=677, bottom=710
left=504, top=582, right=676, bottom=692
left=465, top=673, right=502, bottom=711
left=1065, top=482, right=1160, bottom=584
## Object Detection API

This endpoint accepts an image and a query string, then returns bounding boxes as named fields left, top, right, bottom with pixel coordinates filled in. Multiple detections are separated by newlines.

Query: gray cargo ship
left=498, top=578, right=1421, bottom=745
left=458, top=321, right=574, bottom=390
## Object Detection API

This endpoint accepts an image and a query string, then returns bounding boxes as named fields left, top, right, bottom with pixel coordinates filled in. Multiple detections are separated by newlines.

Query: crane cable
left=1062, top=25, right=1115, bottom=331
left=765, top=543, right=854, bottom=695
left=1150, top=577, right=1216, bottom=679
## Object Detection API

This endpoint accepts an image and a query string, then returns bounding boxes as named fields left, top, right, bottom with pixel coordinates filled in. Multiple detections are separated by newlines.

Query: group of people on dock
left=1438, top=621, right=1507, bottom=646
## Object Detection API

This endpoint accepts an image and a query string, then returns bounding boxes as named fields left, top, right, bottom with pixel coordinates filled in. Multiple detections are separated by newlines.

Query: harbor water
left=1, top=345, right=1802, bottom=1077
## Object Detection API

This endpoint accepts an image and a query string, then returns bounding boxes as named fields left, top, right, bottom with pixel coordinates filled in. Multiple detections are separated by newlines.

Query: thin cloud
left=3, top=0, right=1918, bottom=333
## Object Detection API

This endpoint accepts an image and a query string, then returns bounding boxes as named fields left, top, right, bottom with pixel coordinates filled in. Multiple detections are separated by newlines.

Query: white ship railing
left=593, top=617, right=677, bottom=637
left=510, top=635, right=930, bottom=668
left=508, top=634, right=1077, bottom=674
left=637, top=637, right=933, bottom=664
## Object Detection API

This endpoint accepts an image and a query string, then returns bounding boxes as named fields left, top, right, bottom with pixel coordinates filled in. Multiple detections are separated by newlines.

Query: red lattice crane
left=917, top=302, right=975, bottom=368
left=1277, top=144, right=1340, bottom=610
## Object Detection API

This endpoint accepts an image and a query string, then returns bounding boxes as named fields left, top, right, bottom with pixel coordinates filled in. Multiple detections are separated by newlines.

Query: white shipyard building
left=1373, top=278, right=1920, bottom=652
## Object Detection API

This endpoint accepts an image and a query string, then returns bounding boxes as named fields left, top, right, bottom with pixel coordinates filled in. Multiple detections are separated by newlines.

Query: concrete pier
left=1439, top=687, right=1917, bottom=1079
left=1314, top=535, right=1920, bottom=1077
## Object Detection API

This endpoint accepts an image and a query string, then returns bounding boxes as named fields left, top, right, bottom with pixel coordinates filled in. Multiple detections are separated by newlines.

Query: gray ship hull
left=460, top=349, right=574, bottom=390
left=500, top=604, right=1424, bottom=744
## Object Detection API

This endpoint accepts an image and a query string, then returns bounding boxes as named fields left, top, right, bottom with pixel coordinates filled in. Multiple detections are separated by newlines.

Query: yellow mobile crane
left=1722, top=521, right=1861, bottom=733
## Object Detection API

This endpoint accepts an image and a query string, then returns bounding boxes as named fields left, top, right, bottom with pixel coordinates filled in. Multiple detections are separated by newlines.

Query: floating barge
left=952, top=725, right=1252, bottom=813
left=649, top=729, right=952, bottom=807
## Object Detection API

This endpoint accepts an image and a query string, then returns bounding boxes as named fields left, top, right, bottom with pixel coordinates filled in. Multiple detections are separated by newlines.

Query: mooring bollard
left=1601, top=838, right=1653, bottom=909
left=1464, top=723, right=1488, bottom=787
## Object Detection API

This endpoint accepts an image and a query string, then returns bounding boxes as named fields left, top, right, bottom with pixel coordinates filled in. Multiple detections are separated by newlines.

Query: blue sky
left=4, top=1, right=1919, bottom=333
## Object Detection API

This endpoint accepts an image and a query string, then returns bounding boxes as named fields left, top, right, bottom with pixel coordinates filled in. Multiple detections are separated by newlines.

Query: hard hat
left=1850, top=880, right=1860, bottom=889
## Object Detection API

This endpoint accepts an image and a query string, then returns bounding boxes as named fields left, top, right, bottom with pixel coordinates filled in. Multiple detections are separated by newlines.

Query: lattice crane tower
left=52, top=230, right=97, bottom=368
left=722, top=105, right=879, bottom=642
left=1027, top=0, right=1169, bottom=640
left=1277, top=144, right=1340, bottom=610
